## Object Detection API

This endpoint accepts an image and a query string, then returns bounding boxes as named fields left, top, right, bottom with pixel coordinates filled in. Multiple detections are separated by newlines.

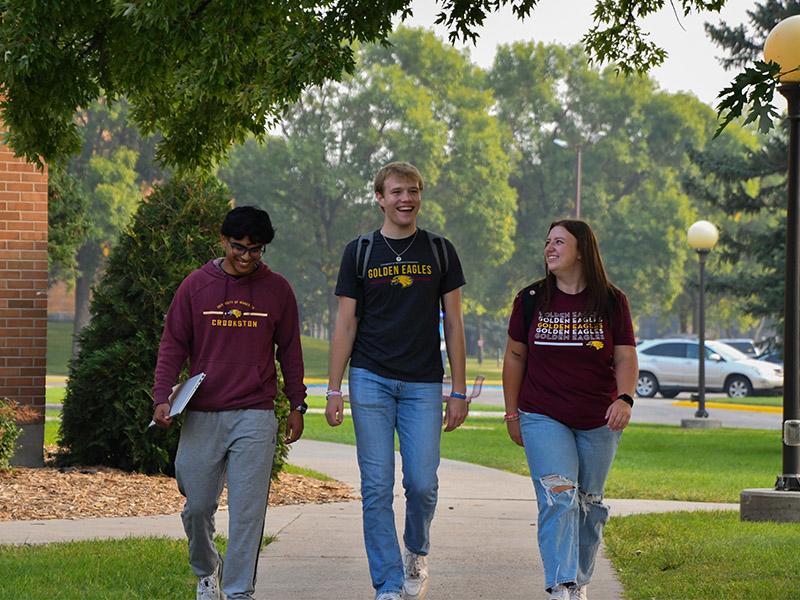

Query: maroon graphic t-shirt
left=507, top=286, right=635, bottom=429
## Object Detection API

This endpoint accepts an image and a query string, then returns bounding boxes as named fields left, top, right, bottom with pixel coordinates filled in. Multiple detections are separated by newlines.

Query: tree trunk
left=72, top=243, right=100, bottom=357
left=476, top=317, right=484, bottom=364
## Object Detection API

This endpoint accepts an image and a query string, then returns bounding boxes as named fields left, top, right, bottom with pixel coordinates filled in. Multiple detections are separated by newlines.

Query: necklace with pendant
left=381, top=229, right=418, bottom=262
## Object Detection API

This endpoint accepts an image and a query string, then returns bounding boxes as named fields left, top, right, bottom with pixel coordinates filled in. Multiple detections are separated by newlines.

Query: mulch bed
left=0, top=465, right=354, bottom=522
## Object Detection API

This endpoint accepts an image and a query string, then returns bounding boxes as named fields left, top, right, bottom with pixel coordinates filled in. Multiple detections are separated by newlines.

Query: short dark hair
left=221, top=206, right=275, bottom=245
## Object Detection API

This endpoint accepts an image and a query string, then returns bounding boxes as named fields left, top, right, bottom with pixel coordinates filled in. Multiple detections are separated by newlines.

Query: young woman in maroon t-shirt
left=502, top=219, right=638, bottom=600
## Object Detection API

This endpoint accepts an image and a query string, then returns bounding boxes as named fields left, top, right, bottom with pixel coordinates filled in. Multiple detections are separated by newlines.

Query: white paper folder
left=149, top=372, right=206, bottom=428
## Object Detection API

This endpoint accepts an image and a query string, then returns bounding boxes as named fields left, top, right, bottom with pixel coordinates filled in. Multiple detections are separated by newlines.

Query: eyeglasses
left=229, top=241, right=265, bottom=258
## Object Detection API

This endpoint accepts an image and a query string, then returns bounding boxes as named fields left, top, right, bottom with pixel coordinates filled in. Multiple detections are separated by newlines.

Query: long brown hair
left=540, top=219, right=620, bottom=320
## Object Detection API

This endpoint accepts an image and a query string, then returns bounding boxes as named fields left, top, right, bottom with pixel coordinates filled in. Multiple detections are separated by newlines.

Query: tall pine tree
left=686, top=1, right=800, bottom=335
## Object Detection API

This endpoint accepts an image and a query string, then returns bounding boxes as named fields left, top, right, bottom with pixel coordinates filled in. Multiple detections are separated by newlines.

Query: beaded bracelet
left=503, top=413, right=520, bottom=422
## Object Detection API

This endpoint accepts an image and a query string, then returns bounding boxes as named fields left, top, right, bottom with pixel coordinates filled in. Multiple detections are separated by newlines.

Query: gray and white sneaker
left=197, top=562, right=225, bottom=600
left=548, top=584, right=571, bottom=600
left=402, top=549, right=430, bottom=600
left=376, top=593, right=402, bottom=600
left=569, top=585, right=588, bottom=600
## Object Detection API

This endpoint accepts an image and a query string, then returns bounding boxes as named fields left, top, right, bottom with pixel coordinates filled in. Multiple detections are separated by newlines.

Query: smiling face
left=544, top=225, right=581, bottom=276
left=376, top=174, right=421, bottom=235
left=221, top=235, right=264, bottom=276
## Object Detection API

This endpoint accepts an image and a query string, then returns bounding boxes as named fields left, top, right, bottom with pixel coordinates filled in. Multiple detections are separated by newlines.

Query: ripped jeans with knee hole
left=518, top=411, right=622, bottom=592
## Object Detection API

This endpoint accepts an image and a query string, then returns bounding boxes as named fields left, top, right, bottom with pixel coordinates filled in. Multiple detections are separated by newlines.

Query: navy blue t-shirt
left=335, top=230, right=465, bottom=382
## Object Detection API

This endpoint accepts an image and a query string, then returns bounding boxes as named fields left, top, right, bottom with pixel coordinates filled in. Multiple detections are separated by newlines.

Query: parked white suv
left=636, top=338, right=783, bottom=398
left=717, top=338, right=761, bottom=358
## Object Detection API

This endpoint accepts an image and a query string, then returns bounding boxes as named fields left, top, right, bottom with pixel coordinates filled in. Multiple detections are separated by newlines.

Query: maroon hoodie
left=152, top=259, right=306, bottom=412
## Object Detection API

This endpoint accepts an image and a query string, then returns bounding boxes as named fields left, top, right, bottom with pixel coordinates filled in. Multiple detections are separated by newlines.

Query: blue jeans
left=519, top=411, right=621, bottom=592
left=348, top=366, right=443, bottom=596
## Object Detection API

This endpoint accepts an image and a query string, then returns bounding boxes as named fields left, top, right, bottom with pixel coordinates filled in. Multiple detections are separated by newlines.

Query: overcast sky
left=404, top=0, right=759, bottom=108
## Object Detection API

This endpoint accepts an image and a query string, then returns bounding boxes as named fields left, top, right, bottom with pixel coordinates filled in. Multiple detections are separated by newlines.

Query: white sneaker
left=197, top=562, right=225, bottom=600
left=569, top=585, right=588, bottom=600
left=376, top=593, right=402, bottom=600
left=548, top=584, right=571, bottom=600
left=402, top=549, right=430, bottom=600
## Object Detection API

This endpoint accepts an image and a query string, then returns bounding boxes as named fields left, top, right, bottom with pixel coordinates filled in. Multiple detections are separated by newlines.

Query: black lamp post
left=765, top=15, right=800, bottom=492
left=687, top=220, right=718, bottom=419
left=741, top=16, right=800, bottom=521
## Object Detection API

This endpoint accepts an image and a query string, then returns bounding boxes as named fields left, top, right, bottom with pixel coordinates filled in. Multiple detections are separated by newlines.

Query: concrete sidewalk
left=0, top=440, right=738, bottom=599
left=254, top=441, right=737, bottom=600
left=256, top=440, right=619, bottom=599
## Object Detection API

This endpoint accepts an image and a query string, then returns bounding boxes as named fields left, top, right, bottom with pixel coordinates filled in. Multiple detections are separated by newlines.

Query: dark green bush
left=59, top=175, right=291, bottom=477
left=0, top=398, right=22, bottom=469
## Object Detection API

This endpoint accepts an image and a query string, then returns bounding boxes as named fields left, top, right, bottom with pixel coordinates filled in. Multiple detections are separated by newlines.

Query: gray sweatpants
left=175, top=409, right=278, bottom=600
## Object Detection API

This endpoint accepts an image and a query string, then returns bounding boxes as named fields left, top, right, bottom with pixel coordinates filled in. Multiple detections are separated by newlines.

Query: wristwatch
left=617, top=393, right=634, bottom=407
left=293, top=401, right=309, bottom=415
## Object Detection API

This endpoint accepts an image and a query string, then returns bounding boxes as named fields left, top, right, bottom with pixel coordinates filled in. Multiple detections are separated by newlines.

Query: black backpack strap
left=353, top=232, right=374, bottom=318
left=519, top=278, right=546, bottom=337
left=354, top=232, right=374, bottom=280
left=424, top=230, right=448, bottom=276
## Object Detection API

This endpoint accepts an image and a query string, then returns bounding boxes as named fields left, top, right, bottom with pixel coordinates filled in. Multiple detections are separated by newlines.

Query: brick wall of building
left=0, top=142, right=48, bottom=438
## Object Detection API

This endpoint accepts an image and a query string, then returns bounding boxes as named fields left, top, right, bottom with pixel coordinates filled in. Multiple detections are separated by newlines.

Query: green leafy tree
left=59, top=176, right=235, bottom=473
left=0, top=0, right=735, bottom=170
left=487, top=41, right=724, bottom=321
left=70, top=147, right=141, bottom=343
left=686, top=0, right=795, bottom=332
left=221, top=27, right=516, bottom=337
left=51, top=99, right=166, bottom=352
left=711, top=1, right=800, bottom=136
left=47, top=165, right=88, bottom=285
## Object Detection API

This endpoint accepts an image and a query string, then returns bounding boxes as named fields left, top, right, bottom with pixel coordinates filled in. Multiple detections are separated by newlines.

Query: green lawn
left=605, top=511, right=800, bottom=599
left=298, top=414, right=778, bottom=503
left=299, top=335, right=330, bottom=380
left=703, top=396, right=782, bottom=407
left=0, top=534, right=274, bottom=600
left=46, top=321, right=74, bottom=377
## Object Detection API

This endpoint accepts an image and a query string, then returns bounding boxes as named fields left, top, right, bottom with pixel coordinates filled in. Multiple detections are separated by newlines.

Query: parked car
left=759, top=350, right=783, bottom=367
left=636, top=338, right=783, bottom=398
left=717, top=338, right=761, bottom=358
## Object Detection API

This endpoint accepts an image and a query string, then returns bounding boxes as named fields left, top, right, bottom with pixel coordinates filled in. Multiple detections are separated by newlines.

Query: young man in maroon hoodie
left=152, top=206, right=307, bottom=600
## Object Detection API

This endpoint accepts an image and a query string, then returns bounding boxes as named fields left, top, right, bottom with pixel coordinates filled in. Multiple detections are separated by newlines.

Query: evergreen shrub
left=60, top=175, right=292, bottom=478
left=0, top=398, right=21, bottom=469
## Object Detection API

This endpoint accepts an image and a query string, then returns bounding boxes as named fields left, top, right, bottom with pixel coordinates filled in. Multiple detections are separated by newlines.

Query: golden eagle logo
left=226, top=309, right=243, bottom=318
left=391, top=275, right=413, bottom=288
left=586, top=341, right=604, bottom=350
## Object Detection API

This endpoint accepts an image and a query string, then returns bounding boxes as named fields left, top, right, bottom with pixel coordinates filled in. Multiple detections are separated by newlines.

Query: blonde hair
left=373, top=162, right=424, bottom=194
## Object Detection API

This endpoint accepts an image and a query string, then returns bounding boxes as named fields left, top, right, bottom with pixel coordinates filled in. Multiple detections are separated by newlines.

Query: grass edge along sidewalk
left=0, top=534, right=277, bottom=600
left=605, top=510, right=800, bottom=600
